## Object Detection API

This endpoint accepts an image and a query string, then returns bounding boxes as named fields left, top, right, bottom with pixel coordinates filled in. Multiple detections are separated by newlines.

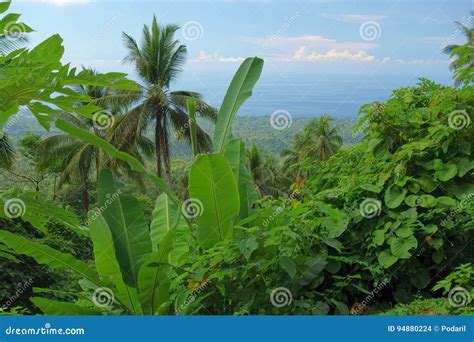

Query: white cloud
left=321, top=13, right=387, bottom=24
left=192, top=51, right=244, bottom=63
left=274, top=47, right=377, bottom=63
left=248, top=35, right=377, bottom=52
left=192, top=49, right=447, bottom=66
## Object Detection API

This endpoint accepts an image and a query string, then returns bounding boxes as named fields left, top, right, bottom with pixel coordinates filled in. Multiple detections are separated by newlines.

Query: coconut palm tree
left=116, top=16, right=217, bottom=179
left=38, top=70, right=150, bottom=213
left=247, top=143, right=290, bottom=197
left=292, top=115, right=343, bottom=162
left=443, top=12, right=473, bottom=86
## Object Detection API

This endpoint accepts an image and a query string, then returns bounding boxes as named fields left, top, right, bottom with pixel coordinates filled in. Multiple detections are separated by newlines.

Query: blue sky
left=12, top=0, right=471, bottom=74
left=8, top=0, right=473, bottom=116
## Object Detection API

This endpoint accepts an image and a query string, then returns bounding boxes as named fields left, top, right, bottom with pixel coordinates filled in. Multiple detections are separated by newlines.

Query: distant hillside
left=3, top=112, right=362, bottom=158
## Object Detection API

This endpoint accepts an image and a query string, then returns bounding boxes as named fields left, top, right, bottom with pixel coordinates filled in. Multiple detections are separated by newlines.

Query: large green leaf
left=390, top=236, right=418, bottom=259
left=98, top=170, right=152, bottom=287
left=150, top=193, right=180, bottom=249
left=31, top=297, right=100, bottom=315
left=378, top=250, right=398, bottom=268
left=0, top=230, right=103, bottom=286
left=150, top=193, right=188, bottom=265
left=213, top=57, right=264, bottom=151
left=89, top=214, right=142, bottom=314
left=189, top=153, right=240, bottom=249
left=384, top=184, right=407, bottom=209
left=187, top=98, right=199, bottom=156
left=0, top=1, right=11, bottom=14
left=434, top=162, right=458, bottom=182
left=223, top=139, right=258, bottom=219
left=0, top=190, right=87, bottom=236
left=458, top=158, right=474, bottom=177
left=138, top=231, right=175, bottom=315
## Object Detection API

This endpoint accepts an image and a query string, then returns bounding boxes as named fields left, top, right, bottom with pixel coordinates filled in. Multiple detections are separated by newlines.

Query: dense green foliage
left=0, top=0, right=472, bottom=316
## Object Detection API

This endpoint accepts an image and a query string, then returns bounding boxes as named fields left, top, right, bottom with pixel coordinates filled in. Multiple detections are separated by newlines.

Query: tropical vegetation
left=0, top=0, right=472, bottom=316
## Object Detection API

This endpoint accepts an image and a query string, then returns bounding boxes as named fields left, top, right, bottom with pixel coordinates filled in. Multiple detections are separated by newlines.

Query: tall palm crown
left=117, top=16, right=216, bottom=179
left=38, top=70, right=150, bottom=213
left=442, top=12, right=474, bottom=86
left=284, top=115, right=343, bottom=165
left=247, top=143, right=290, bottom=197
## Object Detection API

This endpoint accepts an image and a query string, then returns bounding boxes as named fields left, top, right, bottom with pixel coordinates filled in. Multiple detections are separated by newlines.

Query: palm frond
left=0, top=134, right=15, bottom=170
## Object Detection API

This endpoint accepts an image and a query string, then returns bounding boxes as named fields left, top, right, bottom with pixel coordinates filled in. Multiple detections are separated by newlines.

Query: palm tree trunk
left=52, top=174, right=57, bottom=201
left=95, top=148, right=101, bottom=195
left=161, top=114, right=171, bottom=180
left=155, top=112, right=163, bottom=178
left=82, top=178, right=89, bottom=214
